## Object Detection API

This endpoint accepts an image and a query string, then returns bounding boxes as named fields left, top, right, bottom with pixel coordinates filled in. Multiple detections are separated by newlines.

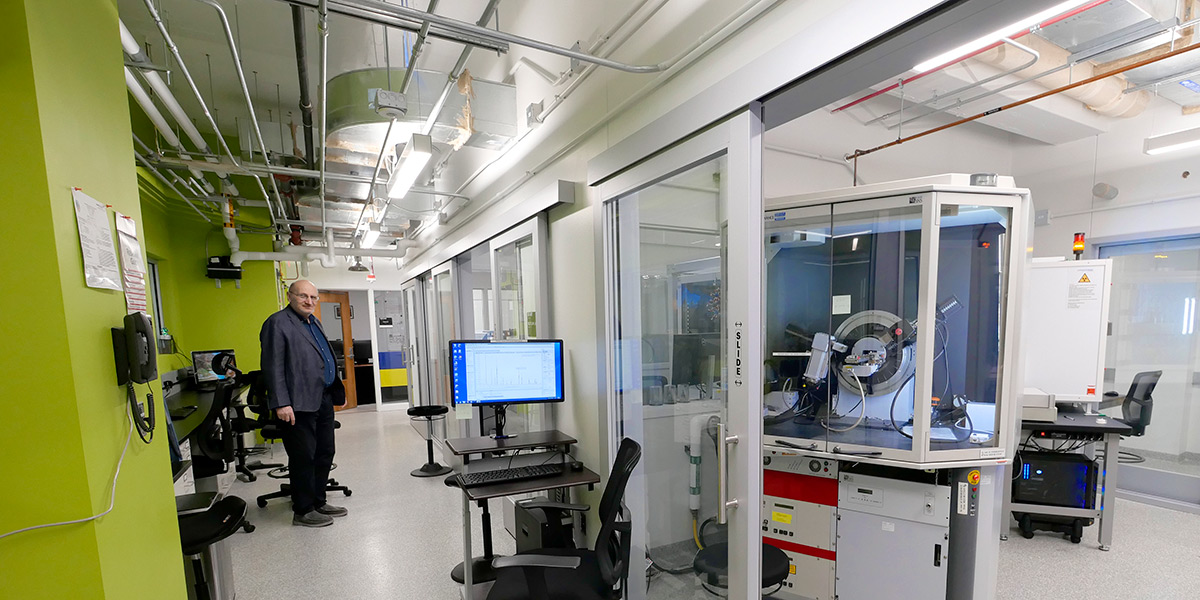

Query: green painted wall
left=0, top=0, right=186, bottom=598
left=139, top=195, right=281, bottom=377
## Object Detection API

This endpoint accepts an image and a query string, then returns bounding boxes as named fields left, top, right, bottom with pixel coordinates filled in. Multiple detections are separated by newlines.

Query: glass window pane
left=1101, top=239, right=1200, bottom=476
left=930, top=205, right=1010, bottom=451
left=614, top=155, right=727, bottom=598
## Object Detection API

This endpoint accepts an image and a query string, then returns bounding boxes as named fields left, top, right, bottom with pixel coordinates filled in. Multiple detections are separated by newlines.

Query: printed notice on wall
left=71, top=189, right=122, bottom=291
left=114, top=212, right=148, bottom=313
left=1067, top=270, right=1099, bottom=310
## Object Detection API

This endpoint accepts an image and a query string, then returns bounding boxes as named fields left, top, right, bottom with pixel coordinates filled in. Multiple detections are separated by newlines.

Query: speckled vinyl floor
left=224, top=407, right=512, bottom=600
left=222, top=408, right=1200, bottom=600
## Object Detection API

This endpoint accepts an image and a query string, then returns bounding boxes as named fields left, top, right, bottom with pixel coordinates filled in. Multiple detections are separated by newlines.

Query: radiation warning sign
left=1068, top=269, right=1099, bottom=309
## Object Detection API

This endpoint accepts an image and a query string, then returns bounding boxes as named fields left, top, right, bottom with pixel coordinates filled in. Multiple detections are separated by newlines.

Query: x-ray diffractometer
left=759, top=174, right=1030, bottom=600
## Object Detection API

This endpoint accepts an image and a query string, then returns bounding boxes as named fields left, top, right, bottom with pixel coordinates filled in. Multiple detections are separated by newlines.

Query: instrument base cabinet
left=764, top=452, right=1000, bottom=600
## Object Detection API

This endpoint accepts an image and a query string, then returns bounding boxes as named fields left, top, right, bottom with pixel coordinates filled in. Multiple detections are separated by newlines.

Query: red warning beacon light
left=1073, top=232, right=1086, bottom=260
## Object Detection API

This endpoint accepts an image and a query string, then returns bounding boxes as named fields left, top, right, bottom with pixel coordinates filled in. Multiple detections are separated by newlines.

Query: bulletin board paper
left=115, top=211, right=148, bottom=313
left=71, top=189, right=122, bottom=291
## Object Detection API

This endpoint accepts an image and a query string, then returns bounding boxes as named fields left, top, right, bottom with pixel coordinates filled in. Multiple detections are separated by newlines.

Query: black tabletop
left=446, top=429, right=578, bottom=456
left=1022, top=409, right=1132, bottom=435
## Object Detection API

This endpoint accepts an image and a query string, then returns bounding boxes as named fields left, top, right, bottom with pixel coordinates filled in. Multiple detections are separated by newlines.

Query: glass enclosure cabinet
left=762, top=175, right=1028, bottom=465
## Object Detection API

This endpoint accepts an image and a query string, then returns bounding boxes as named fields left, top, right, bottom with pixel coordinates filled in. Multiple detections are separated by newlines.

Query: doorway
left=316, top=290, right=357, bottom=411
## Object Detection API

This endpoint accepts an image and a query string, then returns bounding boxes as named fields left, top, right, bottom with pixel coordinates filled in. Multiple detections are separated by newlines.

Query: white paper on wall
left=71, top=188, right=122, bottom=291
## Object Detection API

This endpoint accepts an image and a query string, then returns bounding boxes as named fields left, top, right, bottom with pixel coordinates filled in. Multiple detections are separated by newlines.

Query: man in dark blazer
left=260, top=280, right=348, bottom=527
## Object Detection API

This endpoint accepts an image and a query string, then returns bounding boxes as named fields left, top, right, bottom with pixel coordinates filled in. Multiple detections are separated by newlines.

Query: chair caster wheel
left=242, top=522, right=256, bottom=533
left=257, top=498, right=267, bottom=508
left=344, top=489, right=353, bottom=497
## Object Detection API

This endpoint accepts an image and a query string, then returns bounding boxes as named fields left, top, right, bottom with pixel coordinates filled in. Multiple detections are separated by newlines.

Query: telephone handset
left=112, top=311, right=158, bottom=443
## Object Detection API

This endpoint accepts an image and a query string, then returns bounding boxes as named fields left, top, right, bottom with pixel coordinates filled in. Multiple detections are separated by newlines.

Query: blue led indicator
left=1022, top=464, right=1031, bottom=479
left=1181, top=79, right=1200, bottom=93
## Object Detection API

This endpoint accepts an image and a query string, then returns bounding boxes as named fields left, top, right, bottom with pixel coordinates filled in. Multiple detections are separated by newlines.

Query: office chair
left=230, top=371, right=284, bottom=482
left=486, top=438, right=642, bottom=600
left=187, top=381, right=256, bottom=534
left=1113, top=370, right=1161, bottom=464
left=248, top=375, right=352, bottom=508
left=178, top=495, right=248, bottom=600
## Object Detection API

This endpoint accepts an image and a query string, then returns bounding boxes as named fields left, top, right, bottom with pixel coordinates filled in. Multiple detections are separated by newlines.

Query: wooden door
left=315, top=291, right=357, bottom=410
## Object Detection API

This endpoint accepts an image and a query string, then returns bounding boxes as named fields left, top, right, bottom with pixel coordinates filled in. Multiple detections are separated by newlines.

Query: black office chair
left=486, top=438, right=642, bottom=600
left=229, top=371, right=283, bottom=482
left=1113, top=370, right=1161, bottom=464
left=178, top=496, right=248, bottom=600
left=187, top=381, right=255, bottom=534
left=248, top=377, right=353, bottom=508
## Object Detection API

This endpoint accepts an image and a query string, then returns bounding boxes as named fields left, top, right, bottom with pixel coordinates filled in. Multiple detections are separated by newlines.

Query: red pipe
left=831, top=0, right=1111, bottom=113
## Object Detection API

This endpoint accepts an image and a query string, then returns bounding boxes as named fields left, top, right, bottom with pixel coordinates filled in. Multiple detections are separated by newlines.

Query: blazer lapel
left=287, top=308, right=321, bottom=354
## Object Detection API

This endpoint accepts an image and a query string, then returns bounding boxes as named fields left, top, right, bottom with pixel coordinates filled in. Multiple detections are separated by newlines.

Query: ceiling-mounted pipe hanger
left=137, top=0, right=280, bottom=228
left=277, top=0, right=508, bottom=53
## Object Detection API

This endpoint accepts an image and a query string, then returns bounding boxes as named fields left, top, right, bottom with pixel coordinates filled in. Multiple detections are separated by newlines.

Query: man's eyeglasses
left=291, top=293, right=320, bottom=302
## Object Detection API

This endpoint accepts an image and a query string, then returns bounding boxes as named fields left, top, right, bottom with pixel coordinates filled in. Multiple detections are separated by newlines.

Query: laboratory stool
left=408, top=405, right=453, bottom=477
left=178, top=496, right=247, bottom=600
left=692, top=542, right=790, bottom=594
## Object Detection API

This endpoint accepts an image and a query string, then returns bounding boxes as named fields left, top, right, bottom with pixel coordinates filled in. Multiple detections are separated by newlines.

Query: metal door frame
left=598, top=108, right=764, bottom=599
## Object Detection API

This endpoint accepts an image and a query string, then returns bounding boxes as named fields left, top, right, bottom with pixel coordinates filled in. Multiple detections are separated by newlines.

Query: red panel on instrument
left=764, top=469, right=838, bottom=506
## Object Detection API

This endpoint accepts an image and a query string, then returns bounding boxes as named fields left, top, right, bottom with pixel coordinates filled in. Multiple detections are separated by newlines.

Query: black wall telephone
left=112, top=311, right=158, bottom=443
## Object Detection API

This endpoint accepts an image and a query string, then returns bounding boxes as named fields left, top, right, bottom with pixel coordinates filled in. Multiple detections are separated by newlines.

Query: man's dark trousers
left=281, top=390, right=336, bottom=515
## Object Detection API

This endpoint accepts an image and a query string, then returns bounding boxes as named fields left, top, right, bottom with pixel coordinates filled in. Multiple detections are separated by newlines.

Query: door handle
left=717, top=422, right=740, bottom=525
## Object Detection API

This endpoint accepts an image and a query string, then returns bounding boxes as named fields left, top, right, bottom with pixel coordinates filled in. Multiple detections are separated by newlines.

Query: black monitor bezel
left=448, top=339, right=565, bottom=407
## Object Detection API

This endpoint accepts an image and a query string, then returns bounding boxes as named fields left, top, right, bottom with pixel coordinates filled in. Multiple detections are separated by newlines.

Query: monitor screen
left=450, top=340, right=564, bottom=406
left=192, top=349, right=235, bottom=384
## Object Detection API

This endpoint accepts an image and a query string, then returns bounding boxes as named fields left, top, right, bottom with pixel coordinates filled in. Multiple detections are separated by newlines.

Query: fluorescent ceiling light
left=386, top=133, right=433, bottom=199
left=1144, top=126, right=1200, bottom=155
left=912, top=0, right=1090, bottom=73
left=360, top=222, right=381, bottom=248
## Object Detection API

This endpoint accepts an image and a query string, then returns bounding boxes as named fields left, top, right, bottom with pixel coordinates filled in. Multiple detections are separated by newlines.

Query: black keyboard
left=457, top=463, right=566, bottom=488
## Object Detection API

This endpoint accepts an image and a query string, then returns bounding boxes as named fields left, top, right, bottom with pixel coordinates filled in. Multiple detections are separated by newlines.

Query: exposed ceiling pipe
left=120, top=20, right=237, bottom=197
left=338, top=0, right=666, bottom=73
left=398, top=0, right=439, bottom=94
left=135, top=1, right=281, bottom=227
left=231, top=245, right=410, bottom=267
left=146, top=154, right=467, bottom=199
left=125, top=68, right=214, bottom=192
left=191, top=0, right=291, bottom=221
left=134, top=150, right=215, bottom=224
left=222, top=199, right=240, bottom=254
left=376, top=0, right=499, bottom=227
left=863, top=37, right=1040, bottom=127
left=832, top=0, right=1114, bottom=114
left=291, top=5, right=316, bottom=168
left=417, top=0, right=782, bottom=254
left=319, top=0, right=330, bottom=237
left=971, top=31, right=1150, bottom=118
left=275, top=0, right=508, bottom=53
left=765, top=145, right=864, bottom=185
left=847, top=40, right=1200, bottom=161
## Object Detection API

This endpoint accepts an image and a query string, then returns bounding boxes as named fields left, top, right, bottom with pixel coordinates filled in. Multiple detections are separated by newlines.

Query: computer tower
left=1011, top=451, right=1097, bottom=543
left=513, top=498, right=575, bottom=552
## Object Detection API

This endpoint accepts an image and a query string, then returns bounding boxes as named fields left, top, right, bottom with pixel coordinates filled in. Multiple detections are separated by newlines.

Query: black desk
left=445, top=430, right=598, bottom=592
left=1004, top=408, right=1132, bottom=550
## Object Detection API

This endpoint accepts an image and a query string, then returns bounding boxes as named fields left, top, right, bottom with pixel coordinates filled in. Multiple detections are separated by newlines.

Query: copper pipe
left=847, top=40, right=1200, bottom=161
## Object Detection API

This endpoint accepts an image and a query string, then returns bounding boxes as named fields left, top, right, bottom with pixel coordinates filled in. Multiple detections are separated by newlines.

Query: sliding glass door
left=601, top=110, right=764, bottom=600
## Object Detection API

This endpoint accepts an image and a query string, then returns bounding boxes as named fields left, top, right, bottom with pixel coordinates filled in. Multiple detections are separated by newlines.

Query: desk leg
left=1000, top=461, right=1013, bottom=541
left=463, top=492, right=473, bottom=597
left=1098, top=432, right=1119, bottom=551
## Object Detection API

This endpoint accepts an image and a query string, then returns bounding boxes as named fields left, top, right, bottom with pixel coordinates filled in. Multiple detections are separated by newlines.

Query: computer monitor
left=450, top=339, right=564, bottom=437
left=192, top=349, right=235, bottom=385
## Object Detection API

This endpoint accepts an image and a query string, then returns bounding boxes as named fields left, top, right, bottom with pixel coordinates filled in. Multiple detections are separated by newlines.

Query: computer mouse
left=570, top=461, right=584, bottom=472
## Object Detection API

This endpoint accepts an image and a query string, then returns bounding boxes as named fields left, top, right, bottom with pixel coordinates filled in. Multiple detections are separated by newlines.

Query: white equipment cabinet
left=1021, top=258, right=1112, bottom=421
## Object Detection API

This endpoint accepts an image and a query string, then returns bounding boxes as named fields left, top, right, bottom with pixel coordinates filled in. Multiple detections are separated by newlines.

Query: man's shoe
left=293, top=511, right=334, bottom=527
left=315, top=503, right=348, bottom=517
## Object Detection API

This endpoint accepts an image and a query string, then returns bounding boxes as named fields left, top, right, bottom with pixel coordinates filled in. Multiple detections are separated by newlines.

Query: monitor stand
left=491, top=404, right=516, bottom=440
